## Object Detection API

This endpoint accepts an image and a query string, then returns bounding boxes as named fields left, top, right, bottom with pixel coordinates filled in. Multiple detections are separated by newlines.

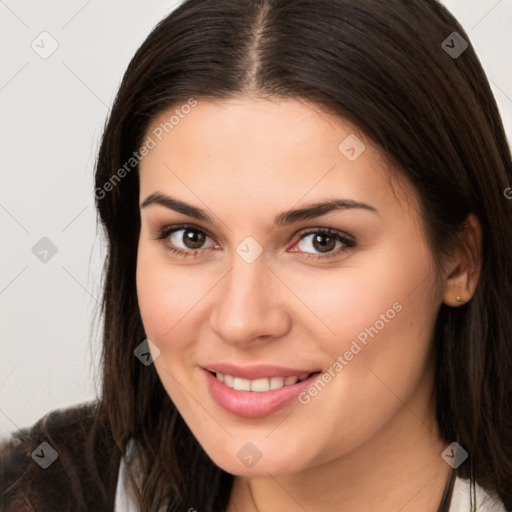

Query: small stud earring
left=456, top=295, right=465, bottom=303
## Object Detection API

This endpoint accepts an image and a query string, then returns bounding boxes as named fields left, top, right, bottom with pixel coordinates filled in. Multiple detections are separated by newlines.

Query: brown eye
left=166, top=227, right=215, bottom=251
left=307, top=233, right=337, bottom=253
left=292, top=228, right=355, bottom=260
left=156, top=225, right=217, bottom=257
left=177, top=228, right=207, bottom=249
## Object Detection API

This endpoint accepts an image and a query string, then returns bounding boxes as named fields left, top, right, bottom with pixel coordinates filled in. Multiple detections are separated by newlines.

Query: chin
left=204, top=441, right=311, bottom=477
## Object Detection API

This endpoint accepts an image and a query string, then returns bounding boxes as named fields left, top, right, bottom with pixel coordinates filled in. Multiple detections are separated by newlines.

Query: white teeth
left=233, top=377, right=251, bottom=391
left=250, top=378, right=271, bottom=392
left=215, top=372, right=311, bottom=392
left=270, top=377, right=285, bottom=390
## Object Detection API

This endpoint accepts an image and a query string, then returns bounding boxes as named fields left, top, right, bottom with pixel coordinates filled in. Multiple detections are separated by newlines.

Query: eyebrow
left=140, top=191, right=379, bottom=226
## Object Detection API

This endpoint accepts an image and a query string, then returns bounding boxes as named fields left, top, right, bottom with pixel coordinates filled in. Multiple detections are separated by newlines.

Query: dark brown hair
left=91, top=0, right=512, bottom=510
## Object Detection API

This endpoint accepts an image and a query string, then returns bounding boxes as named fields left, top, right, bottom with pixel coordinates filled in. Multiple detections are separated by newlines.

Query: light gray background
left=1, top=0, right=511, bottom=438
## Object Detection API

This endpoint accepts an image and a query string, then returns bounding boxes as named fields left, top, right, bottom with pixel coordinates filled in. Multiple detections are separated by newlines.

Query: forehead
left=145, top=96, right=369, bottom=159
left=139, top=96, right=419, bottom=224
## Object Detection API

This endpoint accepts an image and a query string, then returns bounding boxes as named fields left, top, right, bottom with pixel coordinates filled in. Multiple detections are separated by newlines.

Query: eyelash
left=153, top=223, right=356, bottom=261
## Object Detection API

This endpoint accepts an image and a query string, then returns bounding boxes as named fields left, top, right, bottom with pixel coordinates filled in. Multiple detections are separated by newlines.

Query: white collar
left=449, top=473, right=506, bottom=511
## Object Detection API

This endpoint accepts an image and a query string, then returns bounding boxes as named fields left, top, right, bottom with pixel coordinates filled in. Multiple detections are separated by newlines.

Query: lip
left=202, top=367, right=321, bottom=418
left=203, top=363, right=319, bottom=380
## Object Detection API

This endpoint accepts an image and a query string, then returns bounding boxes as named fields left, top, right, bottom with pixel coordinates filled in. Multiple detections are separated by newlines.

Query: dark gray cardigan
left=0, top=402, right=121, bottom=512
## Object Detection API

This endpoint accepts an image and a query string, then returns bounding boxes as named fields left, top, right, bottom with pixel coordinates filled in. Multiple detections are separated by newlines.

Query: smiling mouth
left=203, top=368, right=324, bottom=417
left=207, top=370, right=321, bottom=392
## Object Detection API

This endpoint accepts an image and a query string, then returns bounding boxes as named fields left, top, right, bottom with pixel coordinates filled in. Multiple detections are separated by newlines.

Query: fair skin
left=136, top=96, right=481, bottom=511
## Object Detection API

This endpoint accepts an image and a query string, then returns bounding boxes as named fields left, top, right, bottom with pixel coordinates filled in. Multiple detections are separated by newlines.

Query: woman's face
left=136, top=96, right=444, bottom=476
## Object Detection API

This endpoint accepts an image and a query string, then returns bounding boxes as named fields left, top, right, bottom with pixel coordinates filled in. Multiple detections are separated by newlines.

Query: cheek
left=136, top=248, right=184, bottom=344
left=284, top=242, right=431, bottom=353
left=136, top=245, right=215, bottom=359
left=135, top=250, right=203, bottom=408
left=301, top=239, right=436, bottom=405
left=312, top=246, right=437, bottom=432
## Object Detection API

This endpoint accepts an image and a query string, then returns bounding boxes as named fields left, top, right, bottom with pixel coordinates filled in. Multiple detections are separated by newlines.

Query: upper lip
left=202, top=363, right=320, bottom=380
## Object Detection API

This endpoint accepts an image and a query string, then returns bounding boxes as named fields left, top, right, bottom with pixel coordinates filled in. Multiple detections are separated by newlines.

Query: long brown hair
left=92, top=0, right=512, bottom=510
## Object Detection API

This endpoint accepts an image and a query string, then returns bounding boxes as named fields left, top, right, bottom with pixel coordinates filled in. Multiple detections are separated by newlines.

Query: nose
left=209, top=255, right=291, bottom=346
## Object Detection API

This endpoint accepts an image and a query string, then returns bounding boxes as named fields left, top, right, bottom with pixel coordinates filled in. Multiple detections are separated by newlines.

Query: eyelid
left=153, top=223, right=217, bottom=243
left=296, top=226, right=354, bottom=242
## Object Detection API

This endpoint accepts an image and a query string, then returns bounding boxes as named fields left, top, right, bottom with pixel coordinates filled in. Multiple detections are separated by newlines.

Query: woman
left=1, top=0, right=511, bottom=510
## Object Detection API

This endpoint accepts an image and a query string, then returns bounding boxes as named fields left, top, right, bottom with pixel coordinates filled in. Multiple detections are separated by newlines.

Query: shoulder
left=0, top=401, right=122, bottom=512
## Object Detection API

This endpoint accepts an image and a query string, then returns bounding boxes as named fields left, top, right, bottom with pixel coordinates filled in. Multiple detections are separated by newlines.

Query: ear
left=442, top=213, right=483, bottom=307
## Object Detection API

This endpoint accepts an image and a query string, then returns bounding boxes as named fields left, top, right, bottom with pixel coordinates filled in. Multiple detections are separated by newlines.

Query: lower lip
left=203, top=369, right=320, bottom=418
